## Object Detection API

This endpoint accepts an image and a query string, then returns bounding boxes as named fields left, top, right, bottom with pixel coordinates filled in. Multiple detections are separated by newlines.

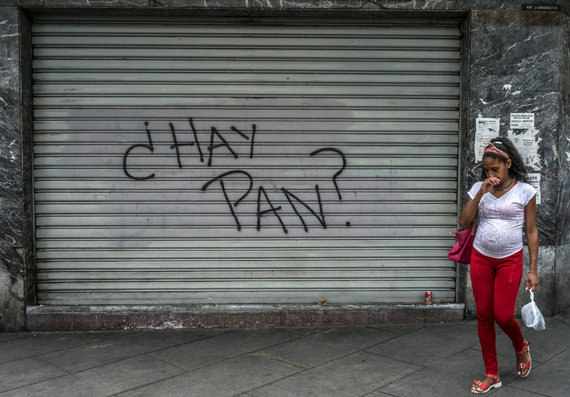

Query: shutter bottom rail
left=26, top=303, right=465, bottom=331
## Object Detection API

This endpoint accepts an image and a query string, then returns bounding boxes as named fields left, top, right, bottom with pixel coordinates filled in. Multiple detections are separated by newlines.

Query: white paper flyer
left=475, top=118, right=500, bottom=161
left=527, top=173, right=541, bottom=205
left=510, top=113, right=535, bottom=130
left=508, top=127, right=541, bottom=171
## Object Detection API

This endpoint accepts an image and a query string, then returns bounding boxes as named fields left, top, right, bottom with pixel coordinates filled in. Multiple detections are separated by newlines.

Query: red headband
left=484, top=143, right=510, bottom=159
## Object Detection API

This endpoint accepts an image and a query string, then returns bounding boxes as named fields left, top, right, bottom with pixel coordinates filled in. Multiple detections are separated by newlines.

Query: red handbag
left=448, top=225, right=477, bottom=263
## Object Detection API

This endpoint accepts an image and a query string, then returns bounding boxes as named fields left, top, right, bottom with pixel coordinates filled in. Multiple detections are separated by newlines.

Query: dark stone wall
left=555, top=2, right=570, bottom=314
left=0, top=6, right=25, bottom=331
left=0, top=0, right=567, bottom=329
left=464, top=9, right=564, bottom=318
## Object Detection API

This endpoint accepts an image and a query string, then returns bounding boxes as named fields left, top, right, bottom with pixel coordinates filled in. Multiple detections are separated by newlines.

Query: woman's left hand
left=525, top=273, right=539, bottom=292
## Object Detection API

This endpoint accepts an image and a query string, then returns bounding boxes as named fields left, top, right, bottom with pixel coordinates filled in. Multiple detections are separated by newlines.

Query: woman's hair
left=481, top=136, right=529, bottom=182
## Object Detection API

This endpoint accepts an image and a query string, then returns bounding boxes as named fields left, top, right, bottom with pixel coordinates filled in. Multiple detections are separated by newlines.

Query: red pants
left=470, top=248, right=526, bottom=375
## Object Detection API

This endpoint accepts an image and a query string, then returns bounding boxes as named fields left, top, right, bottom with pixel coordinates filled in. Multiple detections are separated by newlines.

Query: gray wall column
left=465, top=9, right=565, bottom=317
left=0, top=6, right=25, bottom=331
left=555, top=3, right=570, bottom=314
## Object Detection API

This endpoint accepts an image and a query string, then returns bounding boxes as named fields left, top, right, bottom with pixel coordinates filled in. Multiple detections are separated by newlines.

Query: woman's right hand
left=481, top=177, right=501, bottom=194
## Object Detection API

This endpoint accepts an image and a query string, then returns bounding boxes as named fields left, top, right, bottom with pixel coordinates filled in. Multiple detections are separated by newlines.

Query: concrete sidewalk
left=1, top=313, right=568, bottom=397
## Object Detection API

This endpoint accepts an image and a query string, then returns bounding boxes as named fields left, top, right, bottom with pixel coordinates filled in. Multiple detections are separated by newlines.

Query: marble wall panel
left=558, top=4, right=570, bottom=246
left=19, top=1, right=44, bottom=7
left=468, top=10, right=561, bottom=245
left=472, top=1, right=563, bottom=11
left=151, top=0, right=249, bottom=7
left=554, top=5, right=570, bottom=312
left=8, top=0, right=561, bottom=10
left=39, top=0, right=249, bottom=7
left=249, top=0, right=559, bottom=11
left=0, top=244, right=25, bottom=331
left=0, top=6, right=25, bottom=330
left=463, top=8, right=566, bottom=318
left=555, top=244, right=570, bottom=312
left=251, top=0, right=363, bottom=8
left=42, top=0, right=148, bottom=7
left=522, top=246, right=556, bottom=315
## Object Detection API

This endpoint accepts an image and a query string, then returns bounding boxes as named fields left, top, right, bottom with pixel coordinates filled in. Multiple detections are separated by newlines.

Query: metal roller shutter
left=32, top=16, right=461, bottom=305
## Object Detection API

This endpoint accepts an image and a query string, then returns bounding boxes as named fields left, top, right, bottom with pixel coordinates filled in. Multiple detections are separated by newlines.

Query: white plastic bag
left=521, top=290, right=545, bottom=331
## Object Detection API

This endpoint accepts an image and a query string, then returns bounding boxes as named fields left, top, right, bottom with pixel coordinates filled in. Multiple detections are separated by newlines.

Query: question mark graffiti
left=309, top=147, right=346, bottom=201
left=310, top=147, right=349, bottom=227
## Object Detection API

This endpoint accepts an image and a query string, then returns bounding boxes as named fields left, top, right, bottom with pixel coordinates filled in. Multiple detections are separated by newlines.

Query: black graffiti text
left=123, top=119, right=257, bottom=179
left=201, top=170, right=332, bottom=233
left=122, top=121, right=156, bottom=181
left=123, top=119, right=347, bottom=234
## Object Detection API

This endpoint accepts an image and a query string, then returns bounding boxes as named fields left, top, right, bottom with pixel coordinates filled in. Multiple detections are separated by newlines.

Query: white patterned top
left=468, top=181, right=536, bottom=259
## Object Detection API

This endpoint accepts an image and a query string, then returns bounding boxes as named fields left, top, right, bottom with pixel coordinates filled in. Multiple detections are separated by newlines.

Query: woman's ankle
left=484, top=374, right=500, bottom=383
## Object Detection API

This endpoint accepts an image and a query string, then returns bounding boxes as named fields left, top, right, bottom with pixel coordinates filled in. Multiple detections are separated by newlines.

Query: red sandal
left=471, top=373, right=502, bottom=394
left=516, top=339, right=532, bottom=377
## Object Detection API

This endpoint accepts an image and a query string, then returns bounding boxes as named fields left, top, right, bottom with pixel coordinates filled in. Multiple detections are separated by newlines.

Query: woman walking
left=459, top=137, right=539, bottom=394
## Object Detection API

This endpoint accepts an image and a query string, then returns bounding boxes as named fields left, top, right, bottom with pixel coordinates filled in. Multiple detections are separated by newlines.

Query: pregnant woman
left=459, top=137, right=539, bottom=394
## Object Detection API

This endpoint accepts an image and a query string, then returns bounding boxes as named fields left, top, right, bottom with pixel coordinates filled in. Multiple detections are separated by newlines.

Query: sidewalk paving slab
left=0, top=333, right=30, bottom=344
left=39, top=329, right=202, bottom=372
left=248, top=351, right=422, bottom=397
left=148, top=327, right=300, bottom=371
left=257, top=326, right=395, bottom=368
left=0, top=331, right=132, bottom=365
left=363, top=391, right=397, bottom=397
left=365, top=322, right=478, bottom=366
left=115, top=353, right=303, bottom=397
left=507, top=348, right=570, bottom=397
left=379, top=348, right=515, bottom=397
left=0, top=357, right=68, bottom=392
left=368, top=323, right=426, bottom=335
left=488, top=387, right=548, bottom=396
left=0, top=355, right=183, bottom=397
left=554, top=310, right=570, bottom=326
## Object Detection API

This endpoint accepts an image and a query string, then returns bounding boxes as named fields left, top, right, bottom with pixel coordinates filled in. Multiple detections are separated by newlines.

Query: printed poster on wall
left=527, top=173, right=541, bottom=205
left=510, top=113, right=534, bottom=129
left=475, top=117, right=500, bottom=161
left=508, top=113, right=541, bottom=171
